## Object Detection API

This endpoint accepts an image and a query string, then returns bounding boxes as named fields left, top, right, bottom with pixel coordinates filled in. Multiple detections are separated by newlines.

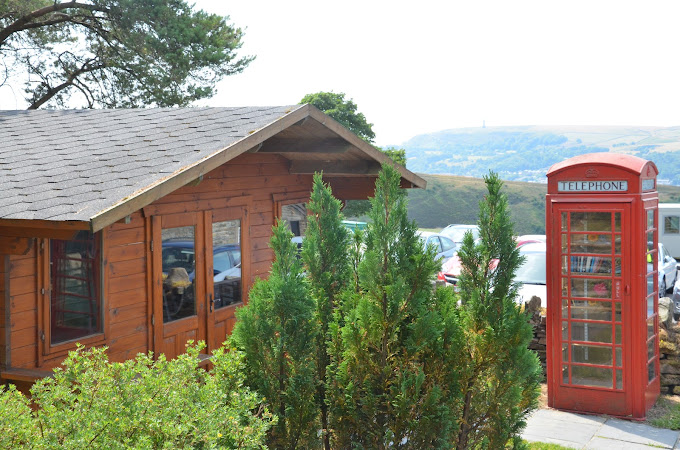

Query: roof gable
left=0, top=105, right=425, bottom=232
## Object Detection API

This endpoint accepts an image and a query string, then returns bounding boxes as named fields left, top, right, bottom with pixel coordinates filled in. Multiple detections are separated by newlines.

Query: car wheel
left=660, top=277, right=667, bottom=298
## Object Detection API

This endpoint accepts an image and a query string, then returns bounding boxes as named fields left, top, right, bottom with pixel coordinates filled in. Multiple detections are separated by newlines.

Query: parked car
left=515, top=242, right=547, bottom=307
left=439, top=224, right=480, bottom=249
left=438, top=241, right=547, bottom=308
left=658, top=242, right=677, bottom=296
left=417, top=231, right=457, bottom=261
left=516, top=234, right=546, bottom=248
left=672, top=279, right=680, bottom=321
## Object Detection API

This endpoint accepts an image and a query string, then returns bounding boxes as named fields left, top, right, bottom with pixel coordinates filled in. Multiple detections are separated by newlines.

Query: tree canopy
left=300, top=91, right=376, bottom=143
left=0, top=0, right=253, bottom=109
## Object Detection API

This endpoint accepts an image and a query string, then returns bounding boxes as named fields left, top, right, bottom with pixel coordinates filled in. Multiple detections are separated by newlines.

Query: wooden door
left=204, top=206, right=249, bottom=351
left=152, top=212, right=207, bottom=360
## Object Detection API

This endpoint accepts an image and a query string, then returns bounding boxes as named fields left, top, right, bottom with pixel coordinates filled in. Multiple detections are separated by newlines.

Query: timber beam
left=289, top=160, right=382, bottom=175
left=256, top=138, right=353, bottom=154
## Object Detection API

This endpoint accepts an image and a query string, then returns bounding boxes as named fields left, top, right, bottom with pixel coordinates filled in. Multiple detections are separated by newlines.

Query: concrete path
left=523, top=408, right=680, bottom=449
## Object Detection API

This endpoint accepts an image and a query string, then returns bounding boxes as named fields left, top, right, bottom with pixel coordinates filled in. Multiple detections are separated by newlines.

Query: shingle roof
left=0, top=106, right=302, bottom=224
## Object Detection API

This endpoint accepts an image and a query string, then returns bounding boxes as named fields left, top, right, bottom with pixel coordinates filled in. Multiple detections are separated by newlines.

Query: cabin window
left=212, top=219, right=242, bottom=308
left=161, top=226, right=197, bottom=322
left=664, top=216, right=680, bottom=235
left=50, top=230, right=102, bottom=345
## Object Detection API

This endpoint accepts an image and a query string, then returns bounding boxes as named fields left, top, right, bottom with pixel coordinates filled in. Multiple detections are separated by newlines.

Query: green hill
left=407, top=174, right=680, bottom=235
left=403, top=125, right=680, bottom=185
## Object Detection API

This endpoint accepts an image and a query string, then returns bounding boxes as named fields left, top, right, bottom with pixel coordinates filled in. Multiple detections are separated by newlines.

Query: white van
left=659, top=203, right=680, bottom=259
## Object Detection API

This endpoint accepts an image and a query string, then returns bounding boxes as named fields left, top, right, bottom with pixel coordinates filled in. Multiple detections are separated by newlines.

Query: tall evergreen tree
left=229, top=221, right=318, bottom=449
left=300, top=172, right=350, bottom=450
left=328, top=164, right=457, bottom=448
left=454, top=172, right=542, bottom=449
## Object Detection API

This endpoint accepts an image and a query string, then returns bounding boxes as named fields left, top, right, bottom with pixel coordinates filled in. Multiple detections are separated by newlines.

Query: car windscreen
left=515, top=252, right=546, bottom=285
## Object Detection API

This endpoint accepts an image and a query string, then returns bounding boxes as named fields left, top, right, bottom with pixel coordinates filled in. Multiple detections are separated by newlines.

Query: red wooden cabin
left=0, top=105, right=425, bottom=389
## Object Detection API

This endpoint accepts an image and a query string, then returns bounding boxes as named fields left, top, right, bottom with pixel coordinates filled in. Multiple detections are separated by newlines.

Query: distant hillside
left=403, top=125, right=680, bottom=185
left=407, top=174, right=680, bottom=235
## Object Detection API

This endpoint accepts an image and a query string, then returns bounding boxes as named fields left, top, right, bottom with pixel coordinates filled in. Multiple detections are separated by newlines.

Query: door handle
left=209, top=293, right=214, bottom=313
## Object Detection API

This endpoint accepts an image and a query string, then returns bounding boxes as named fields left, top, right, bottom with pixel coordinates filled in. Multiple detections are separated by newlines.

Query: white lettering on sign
left=557, top=180, right=628, bottom=192
left=642, top=179, right=656, bottom=191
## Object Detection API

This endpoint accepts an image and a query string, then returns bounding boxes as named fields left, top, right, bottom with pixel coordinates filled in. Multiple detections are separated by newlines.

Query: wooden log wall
left=1, top=255, right=7, bottom=368
left=7, top=248, right=39, bottom=369
left=3, top=153, right=320, bottom=371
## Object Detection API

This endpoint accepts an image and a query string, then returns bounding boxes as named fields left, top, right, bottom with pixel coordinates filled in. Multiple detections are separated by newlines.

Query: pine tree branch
left=28, top=58, right=105, bottom=109
left=0, top=1, right=108, bottom=46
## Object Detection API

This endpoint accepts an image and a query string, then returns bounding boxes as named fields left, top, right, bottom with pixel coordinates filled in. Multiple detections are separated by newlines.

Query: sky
left=4, top=1, right=680, bottom=146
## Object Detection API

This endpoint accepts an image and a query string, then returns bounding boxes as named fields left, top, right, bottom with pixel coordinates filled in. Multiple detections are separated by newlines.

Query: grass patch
left=647, top=395, right=680, bottom=429
left=526, top=442, right=574, bottom=450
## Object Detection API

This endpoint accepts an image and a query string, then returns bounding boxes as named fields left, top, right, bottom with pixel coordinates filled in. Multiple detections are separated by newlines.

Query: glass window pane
left=50, top=230, right=101, bottom=345
left=571, top=344, right=612, bottom=365
left=562, top=255, right=568, bottom=275
left=213, top=219, right=242, bottom=309
left=570, top=256, right=612, bottom=274
left=648, top=338, right=655, bottom=361
left=647, top=274, right=655, bottom=296
left=647, top=296, right=655, bottom=318
left=648, top=362, right=657, bottom=383
left=614, top=302, right=621, bottom=322
left=562, top=299, right=568, bottom=318
left=647, top=318, right=655, bottom=339
left=571, top=322, right=612, bottom=343
left=571, top=365, right=613, bottom=388
left=648, top=210, right=655, bottom=229
left=616, top=369, right=623, bottom=390
left=615, top=347, right=622, bottom=367
left=562, top=321, right=568, bottom=341
left=665, top=216, right=680, bottom=235
left=647, top=233, right=654, bottom=251
left=562, top=344, right=568, bottom=362
left=562, top=365, right=569, bottom=384
left=562, top=277, right=568, bottom=296
left=615, top=325, right=622, bottom=344
left=570, top=234, right=611, bottom=254
left=281, top=203, right=307, bottom=237
left=561, top=233, right=567, bottom=251
left=570, top=212, right=612, bottom=232
left=614, top=213, right=621, bottom=232
left=562, top=212, right=568, bottom=231
left=570, top=300, right=612, bottom=321
left=615, top=236, right=621, bottom=254
left=162, top=226, right=197, bottom=322
left=571, top=278, right=612, bottom=299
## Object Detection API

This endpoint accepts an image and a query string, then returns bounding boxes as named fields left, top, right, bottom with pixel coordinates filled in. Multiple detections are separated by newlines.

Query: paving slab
left=596, top=418, right=679, bottom=448
left=523, top=409, right=606, bottom=448
left=586, top=436, right=672, bottom=449
left=523, top=408, right=680, bottom=450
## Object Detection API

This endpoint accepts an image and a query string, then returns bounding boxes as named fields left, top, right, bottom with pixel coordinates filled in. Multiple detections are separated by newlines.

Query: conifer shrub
left=300, top=172, right=350, bottom=450
left=0, top=343, right=272, bottom=448
left=453, top=172, right=542, bottom=449
left=230, top=220, right=319, bottom=449
left=327, top=164, right=461, bottom=448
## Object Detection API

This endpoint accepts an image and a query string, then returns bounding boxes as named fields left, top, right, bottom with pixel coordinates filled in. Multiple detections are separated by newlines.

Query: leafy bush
left=0, top=344, right=273, bottom=448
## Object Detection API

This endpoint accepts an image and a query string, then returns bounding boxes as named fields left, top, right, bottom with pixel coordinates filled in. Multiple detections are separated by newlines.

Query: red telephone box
left=546, top=153, right=660, bottom=419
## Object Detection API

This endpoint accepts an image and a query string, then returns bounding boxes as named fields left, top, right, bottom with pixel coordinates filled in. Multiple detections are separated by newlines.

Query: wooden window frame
left=38, top=232, right=106, bottom=363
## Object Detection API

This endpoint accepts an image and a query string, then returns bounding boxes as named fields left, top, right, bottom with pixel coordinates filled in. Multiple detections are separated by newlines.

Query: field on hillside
left=407, top=174, right=680, bottom=235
